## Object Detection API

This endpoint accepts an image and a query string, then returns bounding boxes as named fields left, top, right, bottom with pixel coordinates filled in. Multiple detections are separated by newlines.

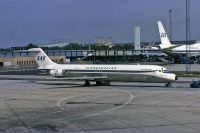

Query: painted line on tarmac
left=5, top=94, right=92, bottom=133
left=58, top=87, right=134, bottom=123
left=23, top=87, right=134, bottom=124
left=12, top=87, right=134, bottom=133
left=24, top=94, right=89, bottom=120
left=57, top=93, right=90, bottom=110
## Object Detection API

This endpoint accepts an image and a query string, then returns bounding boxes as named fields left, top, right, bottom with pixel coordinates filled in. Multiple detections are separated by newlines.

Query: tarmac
left=1, top=76, right=200, bottom=133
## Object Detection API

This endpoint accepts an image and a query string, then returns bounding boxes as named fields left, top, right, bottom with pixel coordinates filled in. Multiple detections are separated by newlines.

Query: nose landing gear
left=165, top=82, right=172, bottom=87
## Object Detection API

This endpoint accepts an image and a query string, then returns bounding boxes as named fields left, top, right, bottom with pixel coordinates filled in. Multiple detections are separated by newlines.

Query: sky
left=0, top=0, right=199, bottom=48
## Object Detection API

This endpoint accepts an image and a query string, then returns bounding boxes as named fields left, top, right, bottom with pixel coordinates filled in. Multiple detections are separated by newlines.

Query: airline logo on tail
left=37, top=56, right=46, bottom=61
left=161, top=33, right=167, bottom=38
left=157, top=21, right=175, bottom=50
left=28, top=48, right=57, bottom=69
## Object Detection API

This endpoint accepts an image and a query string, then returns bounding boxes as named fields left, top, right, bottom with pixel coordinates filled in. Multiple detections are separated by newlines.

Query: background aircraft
left=157, top=21, right=200, bottom=54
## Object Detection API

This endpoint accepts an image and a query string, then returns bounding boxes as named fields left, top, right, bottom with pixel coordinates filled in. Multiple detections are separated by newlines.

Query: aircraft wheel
left=105, top=81, right=111, bottom=86
left=96, top=81, right=110, bottom=86
left=96, top=81, right=102, bottom=86
left=165, top=82, right=172, bottom=87
left=84, top=80, right=90, bottom=86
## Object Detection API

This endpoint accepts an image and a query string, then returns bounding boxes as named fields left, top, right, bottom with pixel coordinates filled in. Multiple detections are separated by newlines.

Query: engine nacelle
left=49, top=69, right=66, bottom=77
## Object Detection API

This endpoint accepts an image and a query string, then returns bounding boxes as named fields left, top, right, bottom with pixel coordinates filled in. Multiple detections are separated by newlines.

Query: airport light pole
left=169, top=9, right=172, bottom=41
left=186, top=0, right=191, bottom=73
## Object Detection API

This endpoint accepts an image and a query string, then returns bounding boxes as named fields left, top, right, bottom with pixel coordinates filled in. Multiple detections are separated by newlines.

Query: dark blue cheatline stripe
left=67, top=69, right=155, bottom=73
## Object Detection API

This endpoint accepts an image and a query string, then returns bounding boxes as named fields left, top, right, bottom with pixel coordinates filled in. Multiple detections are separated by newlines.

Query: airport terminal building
left=0, top=49, right=166, bottom=68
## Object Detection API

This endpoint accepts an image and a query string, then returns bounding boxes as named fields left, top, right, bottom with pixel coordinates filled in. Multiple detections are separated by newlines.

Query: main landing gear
left=84, top=80, right=90, bottom=86
left=96, top=81, right=110, bottom=86
left=165, top=82, right=172, bottom=87
left=84, top=80, right=111, bottom=86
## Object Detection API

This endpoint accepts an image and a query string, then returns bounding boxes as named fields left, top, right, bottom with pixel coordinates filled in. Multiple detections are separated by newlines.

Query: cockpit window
left=163, top=70, right=171, bottom=73
left=157, top=69, right=171, bottom=73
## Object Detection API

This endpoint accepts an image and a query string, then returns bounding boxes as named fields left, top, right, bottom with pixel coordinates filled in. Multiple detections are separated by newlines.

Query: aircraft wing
left=161, top=50, right=181, bottom=63
left=161, top=50, right=178, bottom=58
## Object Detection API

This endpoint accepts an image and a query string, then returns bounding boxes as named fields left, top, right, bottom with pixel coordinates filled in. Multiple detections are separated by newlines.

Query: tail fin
left=157, top=21, right=173, bottom=49
left=28, top=48, right=56, bottom=69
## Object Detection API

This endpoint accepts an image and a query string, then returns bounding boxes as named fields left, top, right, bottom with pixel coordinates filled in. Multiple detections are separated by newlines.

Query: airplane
left=28, top=48, right=177, bottom=87
left=157, top=21, right=200, bottom=54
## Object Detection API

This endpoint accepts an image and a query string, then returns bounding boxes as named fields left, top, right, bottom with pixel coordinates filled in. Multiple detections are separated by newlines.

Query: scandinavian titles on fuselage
left=85, top=66, right=117, bottom=70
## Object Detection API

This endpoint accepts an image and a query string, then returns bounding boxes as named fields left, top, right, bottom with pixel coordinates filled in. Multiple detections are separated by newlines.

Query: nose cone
left=171, top=74, right=177, bottom=81
left=167, top=73, right=177, bottom=81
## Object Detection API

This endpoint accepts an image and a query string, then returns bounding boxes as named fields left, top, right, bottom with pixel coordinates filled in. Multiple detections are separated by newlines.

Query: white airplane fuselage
left=157, top=21, right=200, bottom=55
left=48, top=64, right=176, bottom=83
left=29, top=48, right=177, bottom=84
left=171, top=43, right=200, bottom=54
